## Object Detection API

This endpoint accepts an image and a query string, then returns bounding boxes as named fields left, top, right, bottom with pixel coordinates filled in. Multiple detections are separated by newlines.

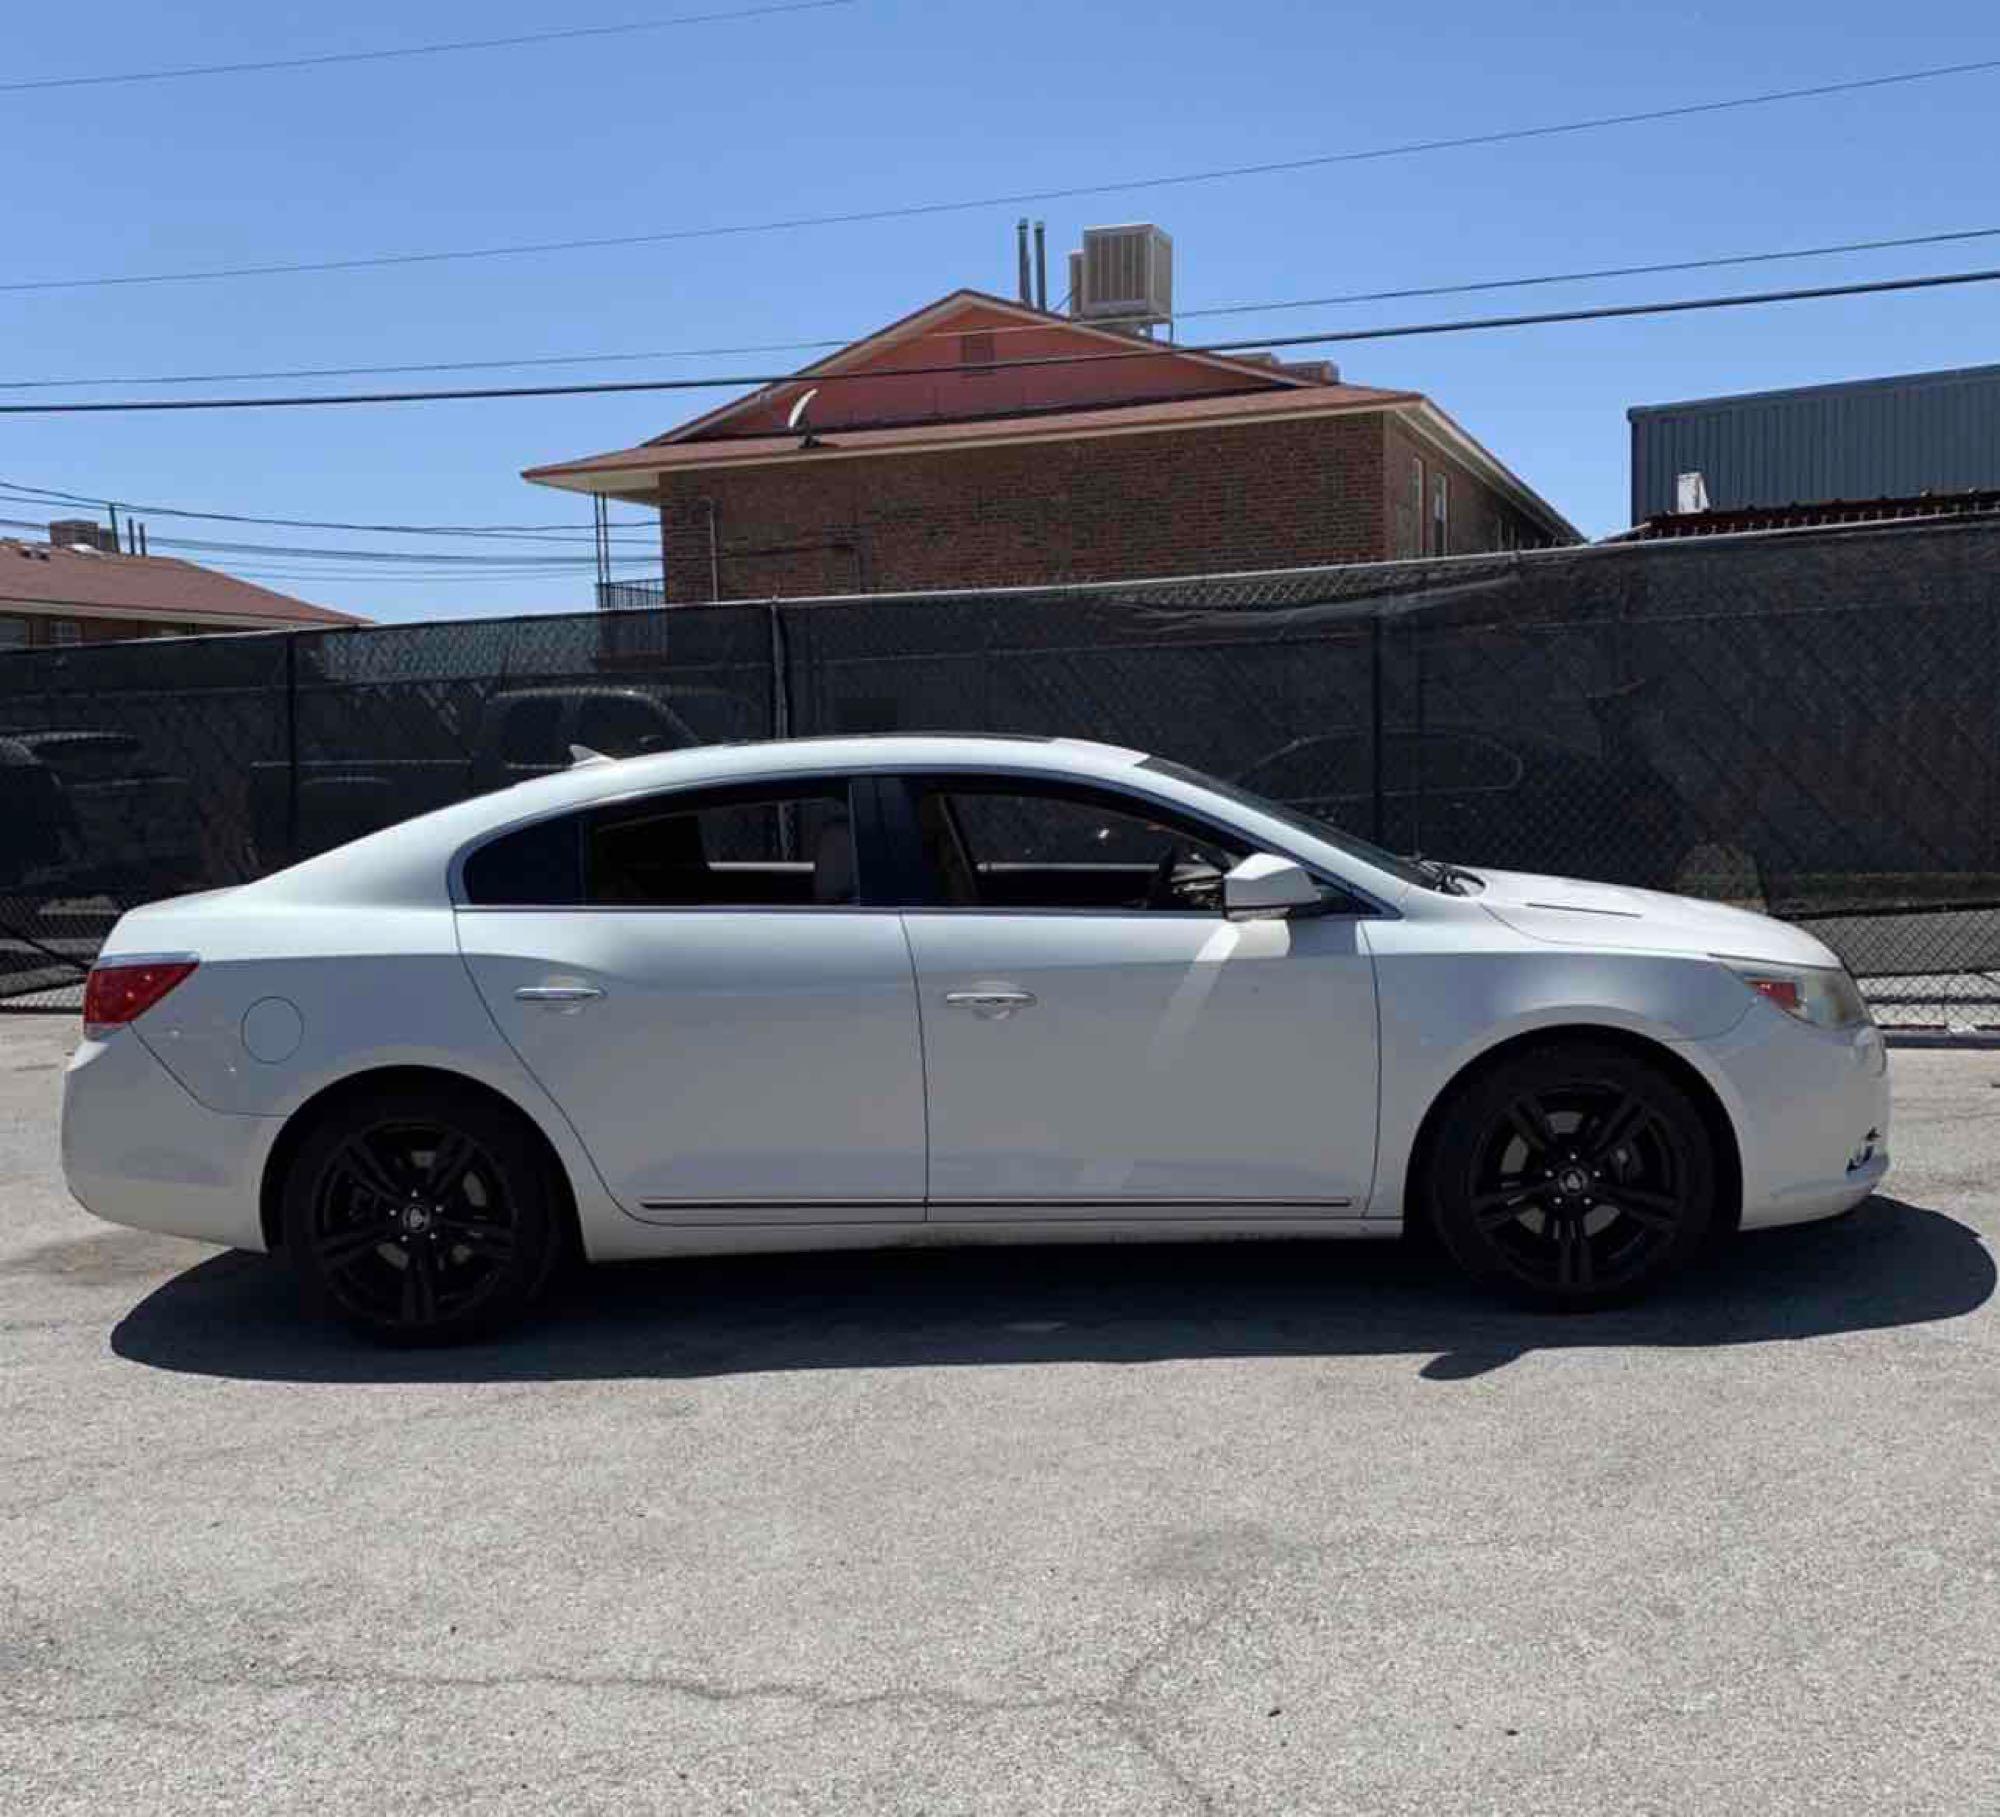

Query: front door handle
left=944, top=988, right=1036, bottom=1020
left=514, top=984, right=605, bottom=1009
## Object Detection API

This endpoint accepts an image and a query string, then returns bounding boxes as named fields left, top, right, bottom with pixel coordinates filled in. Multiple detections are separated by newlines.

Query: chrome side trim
left=637, top=1197, right=927, bottom=1212
left=930, top=1196, right=1355, bottom=1210
left=635, top=1195, right=1355, bottom=1212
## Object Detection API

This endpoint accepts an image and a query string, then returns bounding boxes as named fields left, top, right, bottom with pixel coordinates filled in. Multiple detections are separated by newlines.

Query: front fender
left=1360, top=934, right=1751, bottom=1216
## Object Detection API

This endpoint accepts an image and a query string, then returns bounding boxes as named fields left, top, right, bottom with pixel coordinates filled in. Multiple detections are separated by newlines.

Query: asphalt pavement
left=3, top=1013, right=1997, bottom=1815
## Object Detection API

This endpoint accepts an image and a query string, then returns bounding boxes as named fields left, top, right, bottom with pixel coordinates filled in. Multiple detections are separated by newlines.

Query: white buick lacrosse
left=62, top=735, right=1888, bottom=1342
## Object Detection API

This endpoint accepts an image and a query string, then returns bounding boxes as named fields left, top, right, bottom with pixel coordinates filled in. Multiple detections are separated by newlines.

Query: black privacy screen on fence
left=3, top=515, right=1997, bottom=1025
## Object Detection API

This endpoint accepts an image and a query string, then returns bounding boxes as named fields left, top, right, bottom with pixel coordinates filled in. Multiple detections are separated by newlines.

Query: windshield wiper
left=1407, top=854, right=1479, bottom=895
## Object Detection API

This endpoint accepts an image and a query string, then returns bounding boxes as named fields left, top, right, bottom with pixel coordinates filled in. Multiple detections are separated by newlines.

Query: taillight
left=83, top=958, right=198, bottom=1037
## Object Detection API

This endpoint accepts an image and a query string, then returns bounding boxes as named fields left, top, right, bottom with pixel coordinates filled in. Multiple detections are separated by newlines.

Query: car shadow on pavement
left=109, top=1193, right=1992, bottom=1385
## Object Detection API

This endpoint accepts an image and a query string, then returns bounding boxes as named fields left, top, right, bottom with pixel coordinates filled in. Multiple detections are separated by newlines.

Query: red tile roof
left=0, top=541, right=360, bottom=627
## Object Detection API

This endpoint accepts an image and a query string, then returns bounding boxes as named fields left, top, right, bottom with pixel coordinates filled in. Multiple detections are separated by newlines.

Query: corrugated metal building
left=1629, top=362, right=2000, bottom=521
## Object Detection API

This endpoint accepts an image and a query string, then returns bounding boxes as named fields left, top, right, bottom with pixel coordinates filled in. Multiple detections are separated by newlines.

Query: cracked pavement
left=3, top=1014, right=1998, bottom=1813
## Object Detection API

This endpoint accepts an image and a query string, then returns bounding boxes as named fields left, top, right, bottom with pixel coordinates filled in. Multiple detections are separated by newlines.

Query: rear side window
left=587, top=784, right=854, bottom=907
left=460, top=781, right=857, bottom=908
left=461, top=814, right=583, bottom=906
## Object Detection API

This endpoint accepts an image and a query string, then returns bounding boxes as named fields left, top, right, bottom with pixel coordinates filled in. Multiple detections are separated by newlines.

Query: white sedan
left=61, top=735, right=1889, bottom=1342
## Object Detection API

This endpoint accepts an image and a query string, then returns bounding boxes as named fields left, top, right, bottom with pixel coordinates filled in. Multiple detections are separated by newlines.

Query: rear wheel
left=281, top=1085, right=563, bottom=1344
left=1425, top=1041, right=1716, bottom=1309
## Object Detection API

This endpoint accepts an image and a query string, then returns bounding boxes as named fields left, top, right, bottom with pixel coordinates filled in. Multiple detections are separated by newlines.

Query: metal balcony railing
left=596, top=580, right=668, bottom=611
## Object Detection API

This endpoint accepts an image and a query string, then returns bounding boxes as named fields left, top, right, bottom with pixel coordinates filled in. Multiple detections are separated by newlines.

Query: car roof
left=550, top=733, right=1146, bottom=790
left=253, top=735, right=1151, bottom=905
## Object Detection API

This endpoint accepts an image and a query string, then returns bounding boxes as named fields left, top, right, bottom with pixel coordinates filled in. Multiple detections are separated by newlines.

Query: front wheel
left=281, top=1085, right=564, bottom=1344
left=1425, top=1041, right=1717, bottom=1309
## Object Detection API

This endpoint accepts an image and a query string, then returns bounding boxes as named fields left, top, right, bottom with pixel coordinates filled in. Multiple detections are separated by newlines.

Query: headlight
left=1722, top=959, right=1872, bottom=1029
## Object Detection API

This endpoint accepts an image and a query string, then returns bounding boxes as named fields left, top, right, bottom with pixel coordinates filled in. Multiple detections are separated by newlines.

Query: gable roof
left=522, top=286, right=1581, bottom=543
left=647, top=288, right=1324, bottom=448
left=0, top=541, right=360, bottom=627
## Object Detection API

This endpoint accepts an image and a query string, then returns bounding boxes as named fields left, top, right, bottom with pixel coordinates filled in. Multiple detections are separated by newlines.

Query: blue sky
left=3, top=0, right=1997, bottom=621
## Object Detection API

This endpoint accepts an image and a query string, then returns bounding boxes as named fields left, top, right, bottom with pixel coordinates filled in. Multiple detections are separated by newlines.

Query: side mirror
left=1223, top=852, right=1323, bottom=918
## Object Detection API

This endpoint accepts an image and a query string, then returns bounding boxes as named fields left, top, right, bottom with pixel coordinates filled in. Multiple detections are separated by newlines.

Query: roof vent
left=1068, top=224, right=1173, bottom=335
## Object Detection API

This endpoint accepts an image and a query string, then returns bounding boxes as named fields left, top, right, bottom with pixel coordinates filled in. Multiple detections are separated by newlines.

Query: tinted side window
left=494, top=698, right=564, bottom=767
left=462, top=814, right=584, bottom=906
left=586, top=784, right=855, bottom=907
left=1386, top=732, right=1523, bottom=793
left=1238, top=736, right=1370, bottom=811
left=913, top=780, right=1247, bottom=912
left=33, top=737, right=149, bottom=783
left=575, top=694, right=683, bottom=756
left=1420, top=733, right=1522, bottom=792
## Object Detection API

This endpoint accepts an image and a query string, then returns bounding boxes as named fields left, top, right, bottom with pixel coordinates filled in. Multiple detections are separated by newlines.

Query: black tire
left=281, top=1084, right=565, bottom=1344
left=1424, top=1040, right=1716, bottom=1310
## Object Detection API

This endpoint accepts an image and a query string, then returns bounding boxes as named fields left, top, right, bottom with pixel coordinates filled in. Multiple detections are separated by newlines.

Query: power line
left=7, top=56, right=1998, bottom=296
left=5, top=220, right=1997, bottom=394
left=1, top=517, right=659, bottom=576
left=1, top=264, right=1996, bottom=416
left=20, top=533, right=651, bottom=567
left=178, top=569, right=628, bottom=586
left=0, top=478, right=654, bottom=542
left=0, top=0, right=854, bottom=96
left=0, top=338, right=843, bottom=393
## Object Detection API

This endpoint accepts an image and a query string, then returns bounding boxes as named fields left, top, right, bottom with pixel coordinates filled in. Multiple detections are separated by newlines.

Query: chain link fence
left=3, top=515, right=1996, bottom=1027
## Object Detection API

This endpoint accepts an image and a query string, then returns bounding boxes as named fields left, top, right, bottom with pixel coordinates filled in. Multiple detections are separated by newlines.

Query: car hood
left=1466, top=867, right=1841, bottom=968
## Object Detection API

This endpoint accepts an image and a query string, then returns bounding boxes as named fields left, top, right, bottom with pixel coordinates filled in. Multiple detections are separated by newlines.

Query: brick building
left=0, top=520, right=360, bottom=647
left=525, top=285, right=1578, bottom=603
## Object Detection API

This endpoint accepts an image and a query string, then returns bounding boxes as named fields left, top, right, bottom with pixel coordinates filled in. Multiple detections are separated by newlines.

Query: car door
left=455, top=775, right=926, bottom=1225
left=884, top=772, right=1379, bottom=1222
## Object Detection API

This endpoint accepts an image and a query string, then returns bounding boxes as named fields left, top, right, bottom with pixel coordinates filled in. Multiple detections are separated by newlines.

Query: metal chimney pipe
left=138, top=522, right=147, bottom=557
left=1015, top=218, right=1031, bottom=303
left=1033, top=220, right=1047, bottom=311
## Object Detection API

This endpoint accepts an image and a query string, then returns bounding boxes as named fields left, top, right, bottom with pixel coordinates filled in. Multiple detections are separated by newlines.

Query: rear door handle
left=514, top=984, right=604, bottom=1008
left=944, top=989, right=1036, bottom=1020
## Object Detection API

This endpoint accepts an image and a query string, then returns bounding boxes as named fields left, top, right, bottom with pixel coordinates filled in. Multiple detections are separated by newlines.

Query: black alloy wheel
left=1426, top=1041, right=1717, bottom=1309
left=283, top=1086, right=562, bottom=1343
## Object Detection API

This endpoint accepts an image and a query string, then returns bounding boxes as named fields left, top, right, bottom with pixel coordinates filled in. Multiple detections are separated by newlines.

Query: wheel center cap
left=402, top=1203, right=433, bottom=1234
left=1557, top=1166, right=1590, bottom=1196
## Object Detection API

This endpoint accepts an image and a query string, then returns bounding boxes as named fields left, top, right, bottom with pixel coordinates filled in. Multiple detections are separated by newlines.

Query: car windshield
left=1139, top=755, right=1439, bottom=890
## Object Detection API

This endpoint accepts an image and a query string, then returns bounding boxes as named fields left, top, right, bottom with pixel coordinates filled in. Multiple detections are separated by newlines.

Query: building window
left=1407, top=457, right=1424, bottom=558
left=0, top=615, right=26, bottom=650
left=1430, top=473, right=1450, bottom=556
left=959, top=331, right=996, bottom=375
left=48, top=619, right=81, bottom=645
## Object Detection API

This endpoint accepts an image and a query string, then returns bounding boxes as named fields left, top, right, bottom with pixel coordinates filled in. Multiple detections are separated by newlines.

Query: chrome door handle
left=514, top=984, right=604, bottom=1006
left=944, top=989, right=1036, bottom=1020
